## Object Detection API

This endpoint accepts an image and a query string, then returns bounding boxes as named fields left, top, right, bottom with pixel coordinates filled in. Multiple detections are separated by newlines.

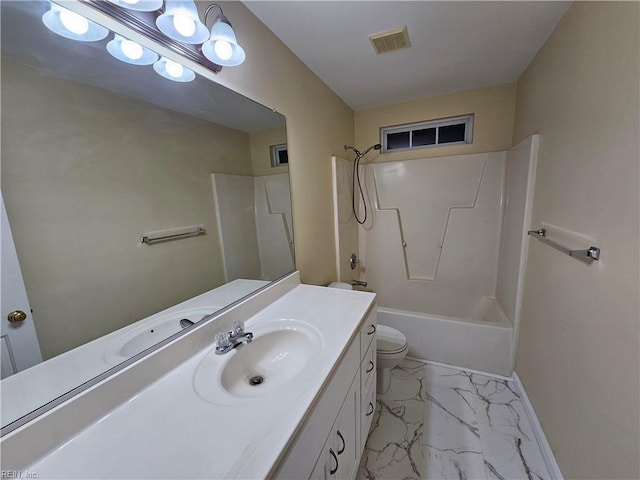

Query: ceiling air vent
left=369, top=25, right=411, bottom=55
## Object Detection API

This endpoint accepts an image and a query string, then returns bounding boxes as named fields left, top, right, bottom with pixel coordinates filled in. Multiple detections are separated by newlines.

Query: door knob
left=7, top=310, right=27, bottom=324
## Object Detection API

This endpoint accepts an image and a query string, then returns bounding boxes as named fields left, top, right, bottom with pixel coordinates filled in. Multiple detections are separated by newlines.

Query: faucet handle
left=232, top=321, right=245, bottom=336
left=215, top=332, right=230, bottom=349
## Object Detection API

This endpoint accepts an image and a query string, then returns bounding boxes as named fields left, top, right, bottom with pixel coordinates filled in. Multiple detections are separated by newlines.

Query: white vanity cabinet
left=274, top=305, right=377, bottom=480
left=359, top=317, right=377, bottom=454
left=309, top=376, right=359, bottom=480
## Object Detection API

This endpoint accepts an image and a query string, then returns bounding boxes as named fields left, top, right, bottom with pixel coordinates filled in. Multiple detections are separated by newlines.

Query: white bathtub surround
left=497, top=135, right=539, bottom=367
left=332, top=155, right=360, bottom=283
left=358, top=359, right=552, bottom=480
left=331, top=136, right=540, bottom=376
left=360, top=151, right=505, bottom=318
left=1, top=274, right=377, bottom=478
left=378, top=305, right=513, bottom=376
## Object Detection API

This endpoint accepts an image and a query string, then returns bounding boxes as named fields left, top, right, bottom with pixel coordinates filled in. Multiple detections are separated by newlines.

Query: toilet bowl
left=376, top=325, right=408, bottom=394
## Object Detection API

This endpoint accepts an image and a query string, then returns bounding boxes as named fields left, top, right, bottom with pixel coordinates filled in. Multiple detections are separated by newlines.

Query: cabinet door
left=309, top=440, right=329, bottom=480
left=333, top=376, right=360, bottom=480
left=360, top=382, right=376, bottom=453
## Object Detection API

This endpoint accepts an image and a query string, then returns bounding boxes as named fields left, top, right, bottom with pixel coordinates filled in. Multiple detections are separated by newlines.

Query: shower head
left=344, top=143, right=382, bottom=158
left=344, top=145, right=361, bottom=156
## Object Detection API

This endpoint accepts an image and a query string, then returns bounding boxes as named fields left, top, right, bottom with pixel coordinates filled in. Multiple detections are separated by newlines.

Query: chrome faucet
left=352, top=280, right=368, bottom=288
left=215, top=320, right=253, bottom=355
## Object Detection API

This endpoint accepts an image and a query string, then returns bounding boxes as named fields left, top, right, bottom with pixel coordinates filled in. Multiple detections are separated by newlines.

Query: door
left=333, top=377, right=360, bottom=480
left=1, top=193, right=42, bottom=378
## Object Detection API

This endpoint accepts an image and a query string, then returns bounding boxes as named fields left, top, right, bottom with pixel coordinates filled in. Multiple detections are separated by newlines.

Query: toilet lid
left=376, top=325, right=407, bottom=353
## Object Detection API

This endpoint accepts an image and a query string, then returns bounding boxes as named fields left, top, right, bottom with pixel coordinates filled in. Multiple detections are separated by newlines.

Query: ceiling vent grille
left=369, top=26, right=411, bottom=55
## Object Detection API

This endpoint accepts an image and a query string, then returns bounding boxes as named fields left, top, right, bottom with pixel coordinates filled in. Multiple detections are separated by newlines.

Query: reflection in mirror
left=0, top=1, right=293, bottom=430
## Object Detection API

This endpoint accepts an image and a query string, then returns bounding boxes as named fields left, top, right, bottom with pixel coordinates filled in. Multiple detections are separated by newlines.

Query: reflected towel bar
left=527, top=228, right=600, bottom=262
left=141, top=227, right=206, bottom=245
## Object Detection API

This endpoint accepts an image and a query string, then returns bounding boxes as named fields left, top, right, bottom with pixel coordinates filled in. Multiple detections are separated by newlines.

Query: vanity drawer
left=360, top=342, right=376, bottom=396
left=359, top=307, right=377, bottom=359
left=360, top=382, right=376, bottom=449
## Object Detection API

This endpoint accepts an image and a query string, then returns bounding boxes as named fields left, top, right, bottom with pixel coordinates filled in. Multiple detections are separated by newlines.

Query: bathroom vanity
left=0, top=273, right=377, bottom=479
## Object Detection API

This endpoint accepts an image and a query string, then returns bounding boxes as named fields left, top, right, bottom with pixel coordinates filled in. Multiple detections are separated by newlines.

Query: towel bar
left=140, top=227, right=206, bottom=245
left=527, top=229, right=600, bottom=262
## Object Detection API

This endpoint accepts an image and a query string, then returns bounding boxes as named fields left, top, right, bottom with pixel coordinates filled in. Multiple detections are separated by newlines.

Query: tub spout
left=352, top=280, right=368, bottom=287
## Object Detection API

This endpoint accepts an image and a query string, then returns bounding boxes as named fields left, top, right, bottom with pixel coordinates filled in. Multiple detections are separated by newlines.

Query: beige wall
left=191, top=2, right=355, bottom=286
left=1, top=59, right=252, bottom=359
left=512, top=3, right=639, bottom=479
left=249, top=127, right=288, bottom=176
left=355, top=83, right=516, bottom=163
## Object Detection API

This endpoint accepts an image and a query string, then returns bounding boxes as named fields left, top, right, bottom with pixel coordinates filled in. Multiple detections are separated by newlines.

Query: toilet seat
left=376, top=325, right=408, bottom=354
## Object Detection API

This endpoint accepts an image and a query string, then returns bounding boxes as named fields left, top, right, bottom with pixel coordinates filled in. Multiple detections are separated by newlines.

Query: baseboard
left=512, top=372, right=564, bottom=480
left=408, top=356, right=513, bottom=381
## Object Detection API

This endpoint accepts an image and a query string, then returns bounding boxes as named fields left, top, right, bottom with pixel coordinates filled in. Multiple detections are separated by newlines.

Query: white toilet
left=327, top=282, right=408, bottom=394
left=375, top=325, right=408, bottom=394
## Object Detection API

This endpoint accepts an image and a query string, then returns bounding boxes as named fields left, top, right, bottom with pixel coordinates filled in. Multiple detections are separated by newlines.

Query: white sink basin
left=104, top=307, right=217, bottom=364
left=193, top=319, right=323, bottom=404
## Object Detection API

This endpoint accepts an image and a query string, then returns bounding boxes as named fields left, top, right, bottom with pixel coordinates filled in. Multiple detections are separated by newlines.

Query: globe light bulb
left=59, top=8, right=89, bottom=35
left=120, top=39, right=143, bottom=60
left=214, top=40, right=233, bottom=61
left=165, top=59, right=184, bottom=78
left=172, top=14, right=195, bottom=37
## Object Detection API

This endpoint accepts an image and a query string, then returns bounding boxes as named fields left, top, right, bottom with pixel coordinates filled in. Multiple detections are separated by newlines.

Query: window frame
left=380, top=114, right=474, bottom=153
left=270, top=143, right=288, bottom=167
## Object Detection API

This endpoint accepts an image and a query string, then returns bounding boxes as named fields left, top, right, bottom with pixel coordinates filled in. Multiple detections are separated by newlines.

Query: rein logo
left=1, top=471, right=37, bottom=479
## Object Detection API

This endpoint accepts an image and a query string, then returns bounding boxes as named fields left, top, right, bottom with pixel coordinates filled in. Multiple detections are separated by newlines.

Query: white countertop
left=1, top=279, right=269, bottom=431
left=26, top=284, right=376, bottom=479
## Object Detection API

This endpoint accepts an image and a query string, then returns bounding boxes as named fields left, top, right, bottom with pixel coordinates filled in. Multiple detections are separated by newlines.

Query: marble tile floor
left=357, top=359, right=550, bottom=480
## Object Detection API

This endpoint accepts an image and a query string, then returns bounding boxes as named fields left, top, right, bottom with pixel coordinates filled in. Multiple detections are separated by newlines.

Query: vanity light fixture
left=42, top=2, right=109, bottom=42
left=153, top=56, right=196, bottom=82
left=156, top=0, right=210, bottom=44
left=41, top=0, right=245, bottom=85
left=107, top=0, right=164, bottom=12
left=201, top=4, right=245, bottom=67
left=107, top=34, right=159, bottom=65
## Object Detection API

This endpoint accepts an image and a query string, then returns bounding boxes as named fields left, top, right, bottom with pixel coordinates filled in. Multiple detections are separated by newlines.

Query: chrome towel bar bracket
left=528, top=228, right=600, bottom=262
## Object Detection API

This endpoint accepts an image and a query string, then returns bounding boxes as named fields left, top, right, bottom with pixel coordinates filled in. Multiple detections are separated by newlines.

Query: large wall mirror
left=0, top=1, right=294, bottom=431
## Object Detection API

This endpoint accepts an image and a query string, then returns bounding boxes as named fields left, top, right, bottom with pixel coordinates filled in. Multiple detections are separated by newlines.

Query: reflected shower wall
left=211, top=173, right=294, bottom=282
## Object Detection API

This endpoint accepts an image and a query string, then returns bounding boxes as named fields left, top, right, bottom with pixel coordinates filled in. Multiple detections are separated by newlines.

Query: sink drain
left=249, top=375, right=264, bottom=386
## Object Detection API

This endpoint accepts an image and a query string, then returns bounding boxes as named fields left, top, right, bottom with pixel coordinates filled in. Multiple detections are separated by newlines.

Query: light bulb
left=120, top=39, right=143, bottom=60
left=59, top=8, right=89, bottom=35
left=165, top=59, right=184, bottom=78
left=214, top=40, right=233, bottom=61
left=172, top=14, right=195, bottom=37
left=123, top=0, right=139, bottom=4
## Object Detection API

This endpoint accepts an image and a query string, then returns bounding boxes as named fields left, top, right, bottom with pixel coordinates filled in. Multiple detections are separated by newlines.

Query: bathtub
left=377, top=297, right=513, bottom=376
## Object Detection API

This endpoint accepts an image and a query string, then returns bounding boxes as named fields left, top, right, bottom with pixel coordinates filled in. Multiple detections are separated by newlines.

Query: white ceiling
left=244, top=1, right=571, bottom=110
